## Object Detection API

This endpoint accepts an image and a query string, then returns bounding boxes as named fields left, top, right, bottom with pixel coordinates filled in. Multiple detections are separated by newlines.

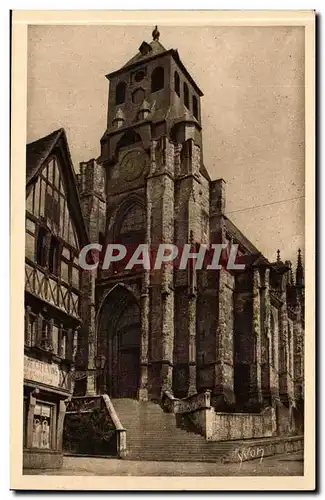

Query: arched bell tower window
left=183, top=82, right=189, bottom=109
left=192, top=95, right=198, bottom=119
left=115, top=81, right=126, bottom=105
left=174, top=71, right=180, bottom=96
left=151, top=66, right=164, bottom=92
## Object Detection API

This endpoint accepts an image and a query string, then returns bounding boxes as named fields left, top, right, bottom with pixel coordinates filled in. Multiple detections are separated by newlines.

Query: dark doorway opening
left=97, top=286, right=141, bottom=399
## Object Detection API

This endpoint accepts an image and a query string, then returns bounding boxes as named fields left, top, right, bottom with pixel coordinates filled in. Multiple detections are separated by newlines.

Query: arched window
left=151, top=66, right=164, bottom=92
left=116, top=131, right=142, bottom=156
left=174, top=71, right=180, bottom=96
left=183, top=82, right=189, bottom=109
left=118, top=204, right=146, bottom=246
left=192, top=95, right=198, bottom=119
left=115, top=81, right=126, bottom=105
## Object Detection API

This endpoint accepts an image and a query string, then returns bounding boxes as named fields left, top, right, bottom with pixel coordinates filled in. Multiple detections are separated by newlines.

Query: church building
left=24, top=27, right=305, bottom=467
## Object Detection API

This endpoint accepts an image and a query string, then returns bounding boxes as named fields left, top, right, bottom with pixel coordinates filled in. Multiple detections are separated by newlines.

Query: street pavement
left=24, top=452, right=303, bottom=476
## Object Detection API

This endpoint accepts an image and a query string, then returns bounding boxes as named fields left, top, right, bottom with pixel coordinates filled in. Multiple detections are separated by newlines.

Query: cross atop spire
left=152, top=25, right=160, bottom=41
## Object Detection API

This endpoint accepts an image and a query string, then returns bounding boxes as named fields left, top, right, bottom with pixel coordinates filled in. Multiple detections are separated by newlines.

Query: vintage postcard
left=10, top=10, right=315, bottom=491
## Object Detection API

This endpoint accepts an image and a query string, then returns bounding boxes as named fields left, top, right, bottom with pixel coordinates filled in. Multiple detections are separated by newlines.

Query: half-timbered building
left=24, top=128, right=89, bottom=468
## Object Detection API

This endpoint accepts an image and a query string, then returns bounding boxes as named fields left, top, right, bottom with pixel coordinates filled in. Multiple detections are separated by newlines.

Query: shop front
left=23, top=355, right=72, bottom=469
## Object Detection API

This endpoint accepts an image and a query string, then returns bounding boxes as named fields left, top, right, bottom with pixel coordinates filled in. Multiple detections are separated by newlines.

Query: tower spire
left=296, top=248, right=304, bottom=286
left=152, top=25, right=160, bottom=41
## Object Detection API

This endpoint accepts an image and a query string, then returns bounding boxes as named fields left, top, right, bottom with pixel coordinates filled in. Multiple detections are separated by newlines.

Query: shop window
left=174, top=71, right=180, bottom=96
left=32, top=402, right=53, bottom=449
left=151, top=66, right=164, bottom=92
left=115, top=81, right=126, bottom=105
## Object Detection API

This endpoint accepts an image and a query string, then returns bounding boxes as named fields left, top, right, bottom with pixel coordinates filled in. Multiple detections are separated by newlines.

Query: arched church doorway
left=97, top=286, right=141, bottom=398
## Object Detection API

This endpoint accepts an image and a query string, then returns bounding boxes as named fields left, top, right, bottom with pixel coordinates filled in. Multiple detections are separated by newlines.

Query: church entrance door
left=98, top=286, right=141, bottom=399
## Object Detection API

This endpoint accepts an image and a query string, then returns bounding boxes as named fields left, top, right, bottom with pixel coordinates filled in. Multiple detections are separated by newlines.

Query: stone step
left=110, top=398, right=304, bottom=463
left=111, top=398, right=238, bottom=461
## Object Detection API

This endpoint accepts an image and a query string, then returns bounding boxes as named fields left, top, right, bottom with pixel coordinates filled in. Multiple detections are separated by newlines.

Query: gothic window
left=115, top=81, right=126, bottom=105
left=118, top=204, right=146, bottom=246
left=270, top=312, right=276, bottom=367
left=116, top=131, right=142, bottom=155
left=192, top=95, right=199, bottom=119
left=183, top=82, right=189, bottom=109
left=174, top=71, right=180, bottom=96
left=288, top=322, right=293, bottom=376
left=112, top=203, right=145, bottom=273
left=151, top=66, right=164, bottom=92
left=99, top=231, right=105, bottom=247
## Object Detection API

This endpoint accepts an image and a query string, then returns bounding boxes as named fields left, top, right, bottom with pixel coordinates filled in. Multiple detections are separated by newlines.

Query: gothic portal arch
left=97, top=285, right=141, bottom=398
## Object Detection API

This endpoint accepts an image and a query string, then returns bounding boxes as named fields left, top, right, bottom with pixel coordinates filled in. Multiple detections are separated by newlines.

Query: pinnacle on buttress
left=296, top=248, right=304, bottom=286
left=137, top=99, right=151, bottom=120
left=152, top=25, right=160, bottom=41
left=276, top=249, right=281, bottom=263
left=112, top=107, right=125, bottom=128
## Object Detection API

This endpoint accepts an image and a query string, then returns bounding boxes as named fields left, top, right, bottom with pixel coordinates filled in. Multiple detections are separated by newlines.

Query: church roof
left=224, top=215, right=262, bottom=256
left=26, top=128, right=89, bottom=247
left=26, top=128, right=63, bottom=184
left=122, top=39, right=167, bottom=68
left=106, top=31, right=203, bottom=97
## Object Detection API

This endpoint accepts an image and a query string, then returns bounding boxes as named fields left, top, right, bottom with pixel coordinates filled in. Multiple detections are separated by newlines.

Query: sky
left=27, top=25, right=305, bottom=265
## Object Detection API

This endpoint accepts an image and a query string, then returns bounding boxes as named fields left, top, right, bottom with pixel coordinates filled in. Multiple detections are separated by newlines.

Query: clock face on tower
left=120, top=148, right=148, bottom=182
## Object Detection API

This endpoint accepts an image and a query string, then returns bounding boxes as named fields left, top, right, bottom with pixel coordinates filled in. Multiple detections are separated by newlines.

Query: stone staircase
left=111, top=398, right=241, bottom=462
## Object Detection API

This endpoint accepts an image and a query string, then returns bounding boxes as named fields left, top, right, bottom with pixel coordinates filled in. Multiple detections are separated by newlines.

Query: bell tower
left=100, top=26, right=205, bottom=167
left=97, top=27, right=212, bottom=402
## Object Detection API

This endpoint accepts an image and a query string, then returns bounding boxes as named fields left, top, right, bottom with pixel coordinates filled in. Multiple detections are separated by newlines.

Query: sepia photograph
left=10, top=10, right=315, bottom=491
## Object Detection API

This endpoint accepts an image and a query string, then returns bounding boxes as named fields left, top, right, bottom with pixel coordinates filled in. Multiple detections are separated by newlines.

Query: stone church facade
left=24, top=28, right=304, bottom=467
